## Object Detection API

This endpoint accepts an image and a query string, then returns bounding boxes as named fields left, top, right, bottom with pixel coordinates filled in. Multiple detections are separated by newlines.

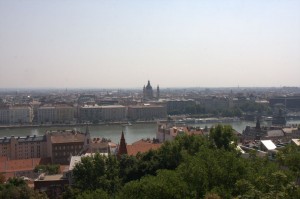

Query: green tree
left=7, top=177, right=26, bottom=187
left=34, top=164, right=60, bottom=175
left=0, top=178, right=48, bottom=199
left=72, top=153, right=121, bottom=195
left=209, top=124, right=236, bottom=150
left=120, top=169, right=191, bottom=199
left=76, top=189, right=109, bottom=199
left=0, top=173, right=5, bottom=184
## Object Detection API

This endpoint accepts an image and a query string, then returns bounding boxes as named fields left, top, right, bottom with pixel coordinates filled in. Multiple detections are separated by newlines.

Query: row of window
left=54, top=145, right=82, bottom=150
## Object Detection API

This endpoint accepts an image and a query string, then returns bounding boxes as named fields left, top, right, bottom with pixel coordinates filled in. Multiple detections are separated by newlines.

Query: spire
left=117, top=131, right=127, bottom=157
left=85, top=124, right=90, bottom=135
left=255, top=118, right=261, bottom=130
left=84, top=124, right=90, bottom=150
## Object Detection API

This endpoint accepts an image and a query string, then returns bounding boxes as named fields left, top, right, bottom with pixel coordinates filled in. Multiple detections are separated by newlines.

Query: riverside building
left=0, top=105, right=33, bottom=125
left=37, top=104, right=75, bottom=124
left=0, top=129, right=91, bottom=164
left=79, top=104, right=126, bottom=122
left=127, top=104, right=167, bottom=121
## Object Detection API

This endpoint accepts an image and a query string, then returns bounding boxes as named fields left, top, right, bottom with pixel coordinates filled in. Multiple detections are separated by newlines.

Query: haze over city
left=1, top=0, right=299, bottom=88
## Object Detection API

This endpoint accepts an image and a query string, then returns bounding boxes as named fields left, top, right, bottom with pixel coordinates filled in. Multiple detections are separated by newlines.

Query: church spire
left=84, top=124, right=91, bottom=151
left=85, top=124, right=90, bottom=135
left=117, top=131, right=127, bottom=157
left=255, top=117, right=261, bottom=130
left=157, top=85, right=160, bottom=100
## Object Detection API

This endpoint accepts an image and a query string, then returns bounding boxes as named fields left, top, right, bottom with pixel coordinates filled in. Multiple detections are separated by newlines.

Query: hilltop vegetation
left=65, top=124, right=300, bottom=199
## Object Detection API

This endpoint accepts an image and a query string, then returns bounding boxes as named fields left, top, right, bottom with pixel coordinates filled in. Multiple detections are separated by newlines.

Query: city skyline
left=1, top=0, right=300, bottom=88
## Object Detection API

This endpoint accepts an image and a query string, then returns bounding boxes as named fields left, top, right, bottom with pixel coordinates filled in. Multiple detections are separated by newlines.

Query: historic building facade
left=127, top=104, right=167, bottom=120
left=37, top=104, right=75, bottom=124
left=143, top=80, right=160, bottom=101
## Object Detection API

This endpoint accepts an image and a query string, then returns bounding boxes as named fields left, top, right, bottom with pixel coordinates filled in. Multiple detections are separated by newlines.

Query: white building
left=38, top=104, right=74, bottom=124
left=80, top=104, right=126, bottom=122
left=101, top=105, right=126, bottom=121
left=0, top=105, right=10, bottom=124
left=9, top=105, right=33, bottom=124
left=260, top=140, right=277, bottom=152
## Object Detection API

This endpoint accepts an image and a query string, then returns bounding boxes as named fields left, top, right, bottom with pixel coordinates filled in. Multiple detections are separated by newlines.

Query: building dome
left=146, top=80, right=152, bottom=89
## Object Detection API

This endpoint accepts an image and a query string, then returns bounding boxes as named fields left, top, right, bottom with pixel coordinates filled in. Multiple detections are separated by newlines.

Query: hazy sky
left=0, top=0, right=299, bottom=88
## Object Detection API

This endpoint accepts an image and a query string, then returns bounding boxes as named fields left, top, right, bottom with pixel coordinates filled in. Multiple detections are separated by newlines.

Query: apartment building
left=127, top=104, right=167, bottom=120
left=0, top=135, right=48, bottom=160
left=45, top=130, right=89, bottom=164
left=0, top=105, right=9, bottom=124
left=38, top=104, right=74, bottom=124
left=0, top=105, right=34, bottom=124
left=79, top=104, right=126, bottom=122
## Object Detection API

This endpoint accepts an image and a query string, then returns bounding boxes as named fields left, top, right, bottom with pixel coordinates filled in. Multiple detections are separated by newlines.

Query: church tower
left=157, top=85, right=160, bottom=100
left=84, top=124, right=91, bottom=150
left=255, top=117, right=261, bottom=130
left=117, top=131, right=127, bottom=157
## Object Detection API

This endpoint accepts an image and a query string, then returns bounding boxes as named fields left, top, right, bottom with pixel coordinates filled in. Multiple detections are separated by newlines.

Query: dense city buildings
left=0, top=86, right=300, bottom=125
left=194, top=96, right=231, bottom=111
left=165, top=99, right=195, bottom=114
left=269, top=96, right=300, bottom=111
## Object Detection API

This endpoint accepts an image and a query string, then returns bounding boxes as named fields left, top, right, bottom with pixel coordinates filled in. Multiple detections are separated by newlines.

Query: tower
left=255, top=117, right=261, bottom=130
left=84, top=124, right=91, bottom=150
left=157, top=85, right=160, bottom=100
left=117, top=131, right=127, bottom=157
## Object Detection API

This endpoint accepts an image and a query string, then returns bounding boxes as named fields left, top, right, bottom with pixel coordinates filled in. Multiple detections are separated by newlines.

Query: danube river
left=0, top=120, right=299, bottom=144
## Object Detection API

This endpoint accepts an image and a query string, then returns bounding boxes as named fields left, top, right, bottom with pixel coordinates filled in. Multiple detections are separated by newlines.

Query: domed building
left=143, top=80, right=159, bottom=101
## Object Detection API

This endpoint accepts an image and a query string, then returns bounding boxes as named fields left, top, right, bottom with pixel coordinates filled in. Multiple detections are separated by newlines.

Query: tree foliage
left=209, top=124, right=237, bottom=150
left=0, top=177, right=48, bottom=199
left=0, top=173, right=5, bottom=185
left=69, top=126, right=300, bottom=199
left=72, top=154, right=121, bottom=195
left=119, top=169, right=190, bottom=199
left=34, top=164, right=60, bottom=175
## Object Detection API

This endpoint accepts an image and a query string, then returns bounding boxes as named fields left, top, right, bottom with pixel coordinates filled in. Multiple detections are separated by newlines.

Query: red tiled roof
left=127, top=140, right=162, bottom=156
left=0, top=157, right=51, bottom=173
left=0, top=158, right=42, bottom=173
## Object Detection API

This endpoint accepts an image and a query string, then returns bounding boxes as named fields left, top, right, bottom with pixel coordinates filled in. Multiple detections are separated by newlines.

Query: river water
left=0, top=120, right=299, bottom=144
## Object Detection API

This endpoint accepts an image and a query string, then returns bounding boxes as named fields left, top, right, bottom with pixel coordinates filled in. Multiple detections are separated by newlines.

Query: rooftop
left=35, top=174, right=65, bottom=181
left=127, top=139, right=162, bottom=156
left=50, top=132, right=85, bottom=144
left=0, top=135, right=46, bottom=143
left=81, top=104, right=125, bottom=108
left=0, top=158, right=51, bottom=173
left=291, top=139, right=300, bottom=146
left=261, top=140, right=277, bottom=150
